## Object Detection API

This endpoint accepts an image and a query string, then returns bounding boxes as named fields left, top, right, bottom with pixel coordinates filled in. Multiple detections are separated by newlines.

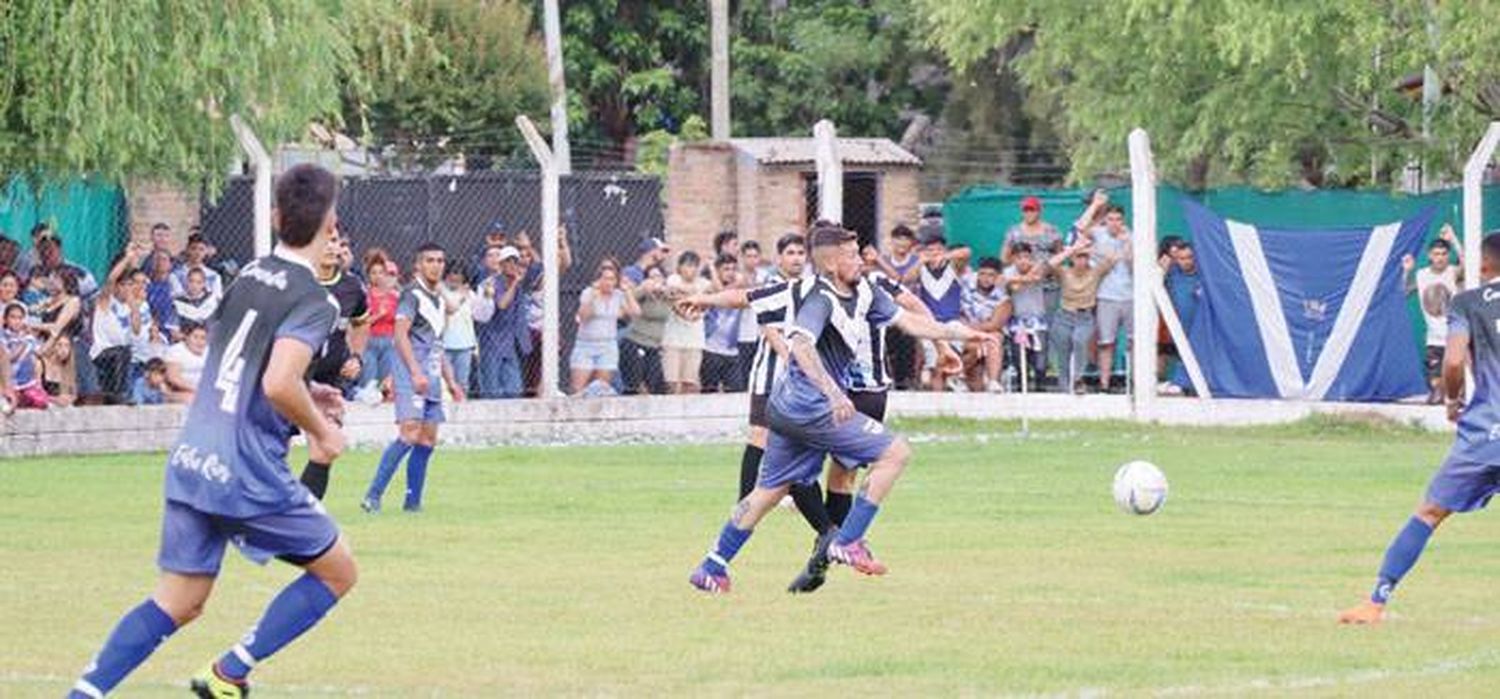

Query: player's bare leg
left=827, top=437, right=911, bottom=575
left=1340, top=501, right=1451, bottom=624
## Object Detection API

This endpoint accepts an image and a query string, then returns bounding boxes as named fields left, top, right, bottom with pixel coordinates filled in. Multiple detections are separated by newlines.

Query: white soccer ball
left=1112, top=460, right=1169, bottom=515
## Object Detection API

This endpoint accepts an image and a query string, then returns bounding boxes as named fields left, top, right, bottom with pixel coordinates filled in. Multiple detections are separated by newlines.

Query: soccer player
left=361, top=242, right=464, bottom=513
left=301, top=229, right=369, bottom=499
left=686, top=224, right=998, bottom=594
left=67, top=164, right=354, bottom=699
left=1339, top=232, right=1500, bottom=624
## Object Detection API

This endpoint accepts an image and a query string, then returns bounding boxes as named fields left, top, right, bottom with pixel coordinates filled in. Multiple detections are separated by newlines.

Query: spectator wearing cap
left=903, top=224, right=966, bottom=391
left=1091, top=203, right=1134, bottom=393
left=624, top=237, right=671, bottom=285
left=169, top=233, right=223, bottom=300
left=1003, top=196, right=1065, bottom=265
left=472, top=244, right=536, bottom=399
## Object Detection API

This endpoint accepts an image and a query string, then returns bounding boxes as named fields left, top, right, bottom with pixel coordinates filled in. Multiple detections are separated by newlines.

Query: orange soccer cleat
left=1337, top=600, right=1386, bottom=625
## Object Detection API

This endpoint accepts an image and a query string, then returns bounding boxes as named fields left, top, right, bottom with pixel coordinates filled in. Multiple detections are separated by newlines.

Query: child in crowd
left=3, top=301, right=50, bottom=409
left=361, top=256, right=400, bottom=397
left=129, top=357, right=176, bottom=405
left=662, top=251, right=711, bottom=394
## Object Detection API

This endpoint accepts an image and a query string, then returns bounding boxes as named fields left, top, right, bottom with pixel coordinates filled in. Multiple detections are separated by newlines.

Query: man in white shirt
left=1404, top=225, right=1464, bottom=404
left=93, top=246, right=155, bottom=404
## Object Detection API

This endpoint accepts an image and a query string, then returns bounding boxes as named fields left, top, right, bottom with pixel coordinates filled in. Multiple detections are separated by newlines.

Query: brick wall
left=750, top=167, right=810, bottom=245
left=881, top=169, right=922, bottom=239
left=125, top=180, right=199, bottom=253
left=664, top=143, right=737, bottom=257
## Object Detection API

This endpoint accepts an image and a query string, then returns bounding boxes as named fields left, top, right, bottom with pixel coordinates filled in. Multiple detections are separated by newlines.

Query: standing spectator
left=143, top=251, right=181, bottom=342
left=961, top=257, right=1011, bottom=392
left=701, top=254, right=743, bottom=393
left=1051, top=239, right=1123, bottom=393
left=3, top=301, right=51, bottom=409
left=739, top=240, right=771, bottom=283
left=360, top=256, right=400, bottom=395
left=620, top=265, right=671, bottom=395
left=1073, top=188, right=1111, bottom=245
left=1004, top=242, right=1051, bottom=390
left=441, top=264, right=478, bottom=396
left=172, top=267, right=219, bottom=328
left=662, top=251, right=711, bottom=394
left=1158, top=238, right=1202, bottom=393
left=91, top=248, right=152, bottom=404
left=623, top=237, right=670, bottom=285
left=1091, top=204, right=1134, bottom=393
left=169, top=233, right=224, bottom=300
left=905, top=229, right=965, bottom=391
left=512, top=229, right=572, bottom=396
left=571, top=261, right=640, bottom=395
left=1003, top=196, right=1065, bottom=264
left=1404, top=225, right=1464, bottom=404
left=473, top=245, right=536, bottom=399
left=734, top=243, right=768, bottom=389
left=164, top=321, right=208, bottom=400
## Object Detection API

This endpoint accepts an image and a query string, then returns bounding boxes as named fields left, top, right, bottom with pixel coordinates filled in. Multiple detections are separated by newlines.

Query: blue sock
left=72, top=599, right=177, bottom=698
left=217, top=573, right=339, bottom=682
left=1372, top=516, right=1435, bottom=604
left=701, top=522, right=752, bottom=576
left=836, top=495, right=880, bottom=545
left=366, top=439, right=412, bottom=503
left=403, top=444, right=434, bottom=510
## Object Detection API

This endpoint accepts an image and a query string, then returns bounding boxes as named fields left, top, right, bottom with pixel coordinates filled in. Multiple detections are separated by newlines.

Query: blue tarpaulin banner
left=1180, top=197, right=1433, bottom=402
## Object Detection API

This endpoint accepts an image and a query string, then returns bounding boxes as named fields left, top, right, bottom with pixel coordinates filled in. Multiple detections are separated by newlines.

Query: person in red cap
left=1002, top=196, right=1064, bottom=267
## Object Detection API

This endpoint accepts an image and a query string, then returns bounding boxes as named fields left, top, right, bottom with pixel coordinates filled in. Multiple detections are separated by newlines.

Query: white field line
left=0, top=671, right=373, bottom=695
left=1150, top=648, right=1500, bottom=696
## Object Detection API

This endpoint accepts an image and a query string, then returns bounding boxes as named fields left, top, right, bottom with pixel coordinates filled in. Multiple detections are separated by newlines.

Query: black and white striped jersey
left=745, top=272, right=812, bottom=397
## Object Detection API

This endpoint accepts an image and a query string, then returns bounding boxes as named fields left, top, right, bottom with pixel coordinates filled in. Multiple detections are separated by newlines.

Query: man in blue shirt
left=68, top=164, right=353, bottom=699
left=363, top=243, right=463, bottom=513
left=474, top=244, right=539, bottom=399
left=687, top=224, right=999, bottom=594
left=1340, top=233, right=1500, bottom=624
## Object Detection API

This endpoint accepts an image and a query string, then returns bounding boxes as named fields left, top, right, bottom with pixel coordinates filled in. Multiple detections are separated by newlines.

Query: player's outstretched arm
left=676, top=287, right=752, bottom=316
left=895, top=311, right=1000, bottom=356
left=264, top=338, right=344, bottom=462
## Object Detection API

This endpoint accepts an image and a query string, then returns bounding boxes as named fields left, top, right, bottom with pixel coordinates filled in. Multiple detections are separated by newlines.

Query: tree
left=344, top=0, right=549, bottom=169
left=917, top=1, right=1500, bottom=188
left=0, top=0, right=424, bottom=187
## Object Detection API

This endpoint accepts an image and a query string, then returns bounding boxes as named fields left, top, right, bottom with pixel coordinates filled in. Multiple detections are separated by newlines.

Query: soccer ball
left=1112, top=460, right=1169, bottom=515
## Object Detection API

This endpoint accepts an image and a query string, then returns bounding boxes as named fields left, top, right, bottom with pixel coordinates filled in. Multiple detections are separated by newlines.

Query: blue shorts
left=1426, top=455, right=1500, bottom=513
left=392, top=360, right=445, bottom=424
left=157, top=499, right=340, bottom=575
left=760, top=403, right=897, bottom=489
left=570, top=338, right=619, bottom=371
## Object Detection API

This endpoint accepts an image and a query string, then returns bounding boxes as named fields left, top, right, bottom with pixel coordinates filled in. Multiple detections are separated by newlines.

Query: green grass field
left=6, top=416, right=1500, bottom=697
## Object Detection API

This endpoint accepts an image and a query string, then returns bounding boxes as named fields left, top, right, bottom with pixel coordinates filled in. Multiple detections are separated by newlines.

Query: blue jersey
left=917, top=262, right=963, bottom=322
left=772, top=276, right=902, bottom=422
left=1448, top=283, right=1500, bottom=463
left=164, top=249, right=338, bottom=518
left=396, top=279, right=447, bottom=398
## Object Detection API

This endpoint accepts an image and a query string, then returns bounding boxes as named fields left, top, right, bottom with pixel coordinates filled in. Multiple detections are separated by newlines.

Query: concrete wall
left=664, top=143, right=737, bottom=256
left=0, top=394, right=1453, bottom=459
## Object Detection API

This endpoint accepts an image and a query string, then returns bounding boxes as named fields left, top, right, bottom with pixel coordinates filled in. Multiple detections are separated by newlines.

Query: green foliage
left=346, top=0, right=549, bottom=166
left=635, top=114, right=707, bottom=178
left=732, top=0, right=948, bottom=141
left=917, top=0, right=1500, bottom=188
left=0, top=0, right=417, bottom=186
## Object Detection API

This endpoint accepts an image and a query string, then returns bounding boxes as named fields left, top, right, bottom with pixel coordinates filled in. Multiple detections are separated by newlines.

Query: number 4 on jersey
left=216, top=310, right=259, bottom=412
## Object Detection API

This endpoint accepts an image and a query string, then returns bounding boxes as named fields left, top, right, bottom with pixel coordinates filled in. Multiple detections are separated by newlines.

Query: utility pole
left=711, top=0, right=731, bottom=140
left=543, top=0, right=570, bottom=174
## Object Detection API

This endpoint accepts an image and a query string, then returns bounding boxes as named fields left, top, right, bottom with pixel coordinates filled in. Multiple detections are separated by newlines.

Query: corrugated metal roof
left=729, top=137, right=921, bottom=167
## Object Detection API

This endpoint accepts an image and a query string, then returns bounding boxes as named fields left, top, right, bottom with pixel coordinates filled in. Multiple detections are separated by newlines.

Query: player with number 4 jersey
left=67, top=165, right=356, bottom=699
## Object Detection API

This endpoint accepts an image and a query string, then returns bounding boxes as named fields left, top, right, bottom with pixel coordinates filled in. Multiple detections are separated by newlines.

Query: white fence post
left=1462, top=122, right=1500, bottom=286
left=517, top=115, right=562, bottom=398
left=230, top=115, right=272, bottom=258
left=814, top=120, right=842, bottom=223
left=1127, top=128, right=1158, bottom=414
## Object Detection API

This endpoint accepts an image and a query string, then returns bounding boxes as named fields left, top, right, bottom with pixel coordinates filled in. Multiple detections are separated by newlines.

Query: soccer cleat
left=689, top=565, right=732, bottom=594
left=787, top=529, right=836, bottom=594
left=190, top=663, right=250, bottom=698
left=827, top=538, right=888, bottom=576
left=360, top=497, right=380, bottom=514
left=1337, top=600, right=1386, bottom=625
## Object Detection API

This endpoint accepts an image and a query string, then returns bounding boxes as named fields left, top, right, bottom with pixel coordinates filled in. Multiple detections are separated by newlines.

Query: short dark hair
left=1011, top=241, right=1034, bottom=256
left=151, top=222, right=171, bottom=233
left=1430, top=238, right=1453, bottom=253
left=739, top=240, right=761, bottom=255
left=809, top=223, right=854, bottom=249
left=445, top=261, right=471, bottom=284
left=273, top=164, right=340, bottom=247
left=186, top=233, right=208, bottom=247
left=181, top=321, right=207, bottom=336
left=186, top=266, right=206, bottom=280
left=143, top=357, right=167, bottom=374
left=30, top=222, right=51, bottom=239
left=713, top=230, right=738, bottom=251
left=52, top=267, right=80, bottom=295
left=415, top=242, right=446, bottom=258
left=3, top=300, right=24, bottom=317
left=1105, top=204, right=1126, bottom=216
left=715, top=253, right=738, bottom=269
left=776, top=233, right=806, bottom=253
left=677, top=250, right=701, bottom=268
left=1482, top=233, right=1500, bottom=269
left=1158, top=235, right=1184, bottom=257
left=978, top=256, right=1003, bottom=272
left=890, top=224, right=915, bottom=241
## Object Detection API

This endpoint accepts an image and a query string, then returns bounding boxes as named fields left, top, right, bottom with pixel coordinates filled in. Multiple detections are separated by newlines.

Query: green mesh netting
left=0, top=177, right=129, bottom=280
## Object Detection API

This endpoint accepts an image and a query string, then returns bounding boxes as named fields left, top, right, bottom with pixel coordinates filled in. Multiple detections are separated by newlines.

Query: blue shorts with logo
left=760, top=401, right=896, bottom=489
left=1426, top=455, right=1500, bottom=513
left=157, top=498, right=340, bottom=575
left=392, top=356, right=445, bottom=424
